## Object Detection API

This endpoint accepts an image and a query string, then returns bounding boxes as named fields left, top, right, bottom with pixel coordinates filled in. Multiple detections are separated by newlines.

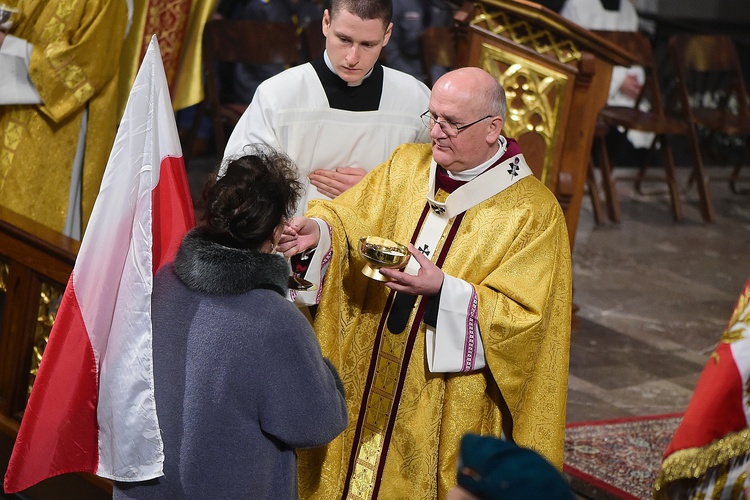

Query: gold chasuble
left=117, top=0, right=218, bottom=115
left=300, top=143, right=572, bottom=499
left=0, top=0, right=127, bottom=234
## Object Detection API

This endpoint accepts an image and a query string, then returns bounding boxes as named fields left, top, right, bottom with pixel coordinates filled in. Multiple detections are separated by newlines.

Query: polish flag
left=654, top=276, right=750, bottom=498
left=3, top=36, right=195, bottom=493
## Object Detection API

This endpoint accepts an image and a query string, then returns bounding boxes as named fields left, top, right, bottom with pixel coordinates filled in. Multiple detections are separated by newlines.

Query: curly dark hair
left=199, top=145, right=303, bottom=250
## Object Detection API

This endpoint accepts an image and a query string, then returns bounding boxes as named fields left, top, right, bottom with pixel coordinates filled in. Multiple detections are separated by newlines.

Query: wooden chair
left=669, top=33, right=750, bottom=201
left=587, top=118, right=613, bottom=224
left=589, top=30, right=696, bottom=223
left=188, top=19, right=302, bottom=160
left=420, top=26, right=456, bottom=88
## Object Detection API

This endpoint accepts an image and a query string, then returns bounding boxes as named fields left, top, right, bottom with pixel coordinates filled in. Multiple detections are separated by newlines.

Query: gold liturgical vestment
left=0, top=0, right=126, bottom=234
left=117, top=0, right=218, bottom=115
left=300, top=143, right=572, bottom=499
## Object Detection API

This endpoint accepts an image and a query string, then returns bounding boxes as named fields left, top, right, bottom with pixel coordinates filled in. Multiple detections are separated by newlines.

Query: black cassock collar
left=600, top=0, right=621, bottom=11
left=311, top=55, right=384, bottom=112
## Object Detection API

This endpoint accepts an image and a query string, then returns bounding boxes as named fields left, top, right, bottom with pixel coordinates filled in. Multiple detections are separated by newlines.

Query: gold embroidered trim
left=0, top=111, right=32, bottom=187
left=654, top=427, right=750, bottom=494
left=140, top=0, right=192, bottom=89
left=478, top=43, right=567, bottom=186
left=468, top=4, right=582, bottom=64
left=347, top=324, right=414, bottom=499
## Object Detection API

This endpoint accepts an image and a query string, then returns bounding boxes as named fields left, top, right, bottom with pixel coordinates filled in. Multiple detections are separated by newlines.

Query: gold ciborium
left=0, top=4, right=19, bottom=31
left=359, top=236, right=410, bottom=282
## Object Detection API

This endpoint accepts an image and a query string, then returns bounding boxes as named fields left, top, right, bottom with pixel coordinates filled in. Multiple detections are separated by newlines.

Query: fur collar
left=173, top=229, right=290, bottom=296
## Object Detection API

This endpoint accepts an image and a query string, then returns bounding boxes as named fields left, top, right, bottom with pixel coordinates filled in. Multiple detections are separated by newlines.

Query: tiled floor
left=568, top=166, right=750, bottom=424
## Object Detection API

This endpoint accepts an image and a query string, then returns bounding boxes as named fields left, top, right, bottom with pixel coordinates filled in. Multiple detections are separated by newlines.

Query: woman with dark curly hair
left=113, top=145, right=348, bottom=499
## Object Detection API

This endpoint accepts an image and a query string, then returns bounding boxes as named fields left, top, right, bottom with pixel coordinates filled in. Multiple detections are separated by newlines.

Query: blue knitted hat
left=456, top=434, right=574, bottom=500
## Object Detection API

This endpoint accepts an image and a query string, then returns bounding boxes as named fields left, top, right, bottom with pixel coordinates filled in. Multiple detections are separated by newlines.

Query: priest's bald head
left=424, top=67, right=507, bottom=173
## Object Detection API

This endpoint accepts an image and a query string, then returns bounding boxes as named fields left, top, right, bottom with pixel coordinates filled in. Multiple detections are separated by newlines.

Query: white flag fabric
left=4, top=35, right=195, bottom=493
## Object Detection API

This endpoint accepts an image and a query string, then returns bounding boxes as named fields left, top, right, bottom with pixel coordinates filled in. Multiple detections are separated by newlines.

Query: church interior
left=1, top=0, right=750, bottom=498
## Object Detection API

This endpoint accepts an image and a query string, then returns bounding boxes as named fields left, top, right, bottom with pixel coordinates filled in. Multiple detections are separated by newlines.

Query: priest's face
left=322, top=8, right=392, bottom=85
left=428, top=69, right=504, bottom=173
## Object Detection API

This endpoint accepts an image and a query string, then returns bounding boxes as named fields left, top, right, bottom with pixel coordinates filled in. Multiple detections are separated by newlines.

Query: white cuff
left=289, top=218, right=331, bottom=306
left=426, top=274, right=485, bottom=373
left=0, top=35, right=42, bottom=105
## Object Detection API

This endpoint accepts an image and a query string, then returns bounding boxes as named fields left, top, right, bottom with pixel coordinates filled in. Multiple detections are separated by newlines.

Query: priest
left=279, top=67, right=572, bottom=499
left=0, top=0, right=127, bottom=239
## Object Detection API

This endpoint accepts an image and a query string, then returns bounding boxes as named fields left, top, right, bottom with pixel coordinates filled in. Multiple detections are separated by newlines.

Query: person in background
left=113, top=146, right=348, bottom=499
left=223, top=0, right=430, bottom=217
left=279, top=67, right=572, bottom=498
left=560, top=0, right=642, bottom=107
left=560, top=0, right=653, bottom=159
left=447, top=434, right=574, bottom=500
left=0, top=0, right=127, bottom=239
left=216, top=0, right=324, bottom=105
left=384, top=0, right=454, bottom=86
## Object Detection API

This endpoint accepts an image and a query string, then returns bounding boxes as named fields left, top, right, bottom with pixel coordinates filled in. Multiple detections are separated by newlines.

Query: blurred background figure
left=448, top=434, right=574, bottom=500
left=384, top=0, right=455, bottom=86
left=118, top=0, right=217, bottom=117
left=561, top=0, right=638, bottom=32
left=122, top=0, right=217, bottom=160
left=561, top=0, right=642, bottom=108
left=217, top=0, right=324, bottom=104
left=0, top=0, right=127, bottom=239
left=560, top=0, right=652, bottom=163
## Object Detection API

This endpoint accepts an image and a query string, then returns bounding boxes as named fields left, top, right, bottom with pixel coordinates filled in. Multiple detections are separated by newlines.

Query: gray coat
left=113, top=229, right=347, bottom=499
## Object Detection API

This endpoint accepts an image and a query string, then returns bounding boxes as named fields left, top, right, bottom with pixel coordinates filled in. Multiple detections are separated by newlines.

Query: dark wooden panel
left=0, top=208, right=111, bottom=498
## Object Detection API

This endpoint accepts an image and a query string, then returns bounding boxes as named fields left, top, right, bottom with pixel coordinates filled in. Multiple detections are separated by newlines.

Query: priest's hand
left=278, top=217, right=320, bottom=258
left=309, top=167, right=367, bottom=199
left=619, top=73, right=642, bottom=100
left=380, top=244, right=444, bottom=296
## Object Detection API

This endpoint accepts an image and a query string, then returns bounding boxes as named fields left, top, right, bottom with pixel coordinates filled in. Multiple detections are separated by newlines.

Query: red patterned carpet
left=564, top=414, right=683, bottom=499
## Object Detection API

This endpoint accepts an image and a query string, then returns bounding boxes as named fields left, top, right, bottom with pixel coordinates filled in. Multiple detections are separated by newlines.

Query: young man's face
left=322, top=8, right=392, bottom=85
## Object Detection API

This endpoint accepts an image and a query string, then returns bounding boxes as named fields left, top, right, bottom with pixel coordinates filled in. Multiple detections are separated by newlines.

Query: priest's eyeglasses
left=420, top=111, right=492, bottom=138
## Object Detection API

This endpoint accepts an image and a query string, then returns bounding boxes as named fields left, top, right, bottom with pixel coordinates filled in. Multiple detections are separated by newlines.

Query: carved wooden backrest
left=453, top=0, right=634, bottom=246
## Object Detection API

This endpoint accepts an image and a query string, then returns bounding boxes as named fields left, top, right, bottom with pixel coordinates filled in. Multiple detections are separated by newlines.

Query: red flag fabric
left=653, top=277, right=750, bottom=499
left=3, top=36, right=195, bottom=494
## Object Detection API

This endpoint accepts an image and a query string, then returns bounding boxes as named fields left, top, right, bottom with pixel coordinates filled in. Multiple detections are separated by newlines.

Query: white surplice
left=223, top=60, right=430, bottom=216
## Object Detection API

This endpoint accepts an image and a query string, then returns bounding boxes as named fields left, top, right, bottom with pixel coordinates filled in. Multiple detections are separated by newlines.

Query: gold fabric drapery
left=0, top=0, right=127, bottom=234
left=117, top=0, right=218, bottom=116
